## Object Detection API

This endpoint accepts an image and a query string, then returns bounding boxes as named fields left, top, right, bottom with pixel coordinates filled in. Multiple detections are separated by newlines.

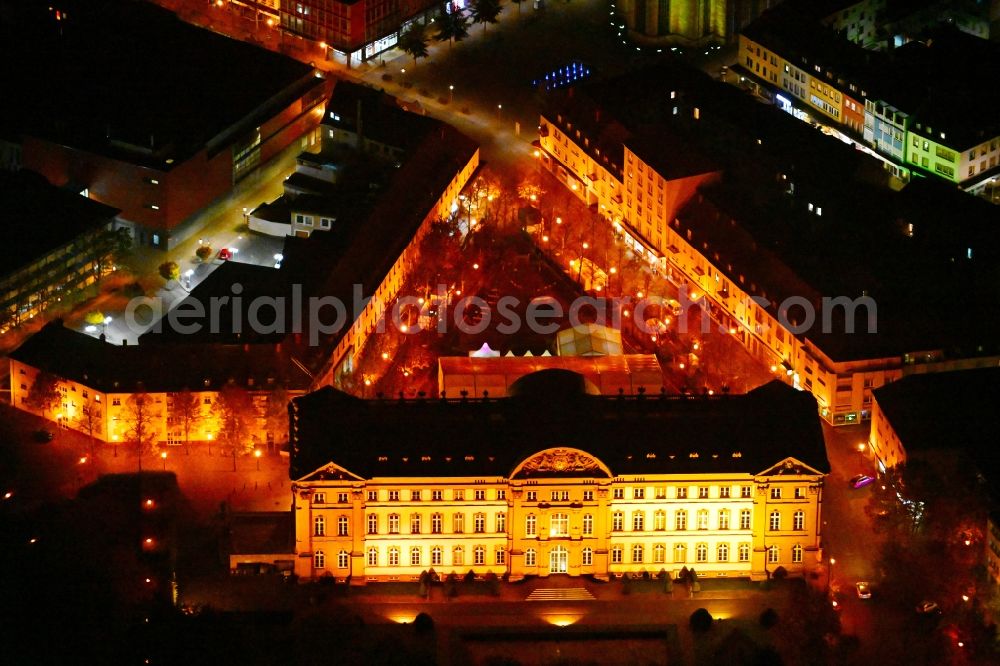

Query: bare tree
left=123, top=391, right=160, bottom=471
left=27, top=371, right=61, bottom=419
left=213, top=381, right=256, bottom=470
left=172, top=389, right=202, bottom=456
left=264, top=383, right=290, bottom=450
left=76, top=402, right=102, bottom=459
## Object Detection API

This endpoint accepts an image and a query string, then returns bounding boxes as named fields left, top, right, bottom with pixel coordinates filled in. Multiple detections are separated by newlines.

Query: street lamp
left=496, top=104, right=502, bottom=122
left=449, top=85, right=454, bottom=104
left=160, top=450, right=167, bottom=471
left=254, top=449, right=262, bottom=471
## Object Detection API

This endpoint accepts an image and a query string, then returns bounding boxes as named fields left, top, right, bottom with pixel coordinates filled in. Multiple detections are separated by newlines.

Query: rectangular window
left=719, top=487, right=731, bottom=499
left=526, top=491, right=537, bottom=502
left=583, top=490, right=593, bottom=501
left=432, top=490, right=443, bottom=501
left=770, top=487, right=782, bottom=500
left=676, top=487, right=688, bottom=499
left=388, top=490, right=399, bottom=501
left=314, top=493, right=326, bottom=504
left=496, top=490, right=506, bottom=500
left=741, top=486, right=752, bottom=499
left=454, top=490, right=464, bottom=501
left=698, top=487, right=709, bottom=499
left=633, top=488, right=644, bottom=499
left=475, top=490, right=486, bottom=501
left=411, top=490, right=421, bottom=501
left=795, top=487, right=806, bottom=499
left=613, top=488, right=624, bottom=499
left=337, top=493, right=348, bottom=504
left=367, top=490, right=378, bottom=502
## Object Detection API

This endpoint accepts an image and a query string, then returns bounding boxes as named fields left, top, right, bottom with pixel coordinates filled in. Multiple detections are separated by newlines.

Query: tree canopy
left=399, top=22, right=430, bottom=65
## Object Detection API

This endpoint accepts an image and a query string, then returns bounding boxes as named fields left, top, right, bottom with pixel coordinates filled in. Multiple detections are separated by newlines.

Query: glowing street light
left=449, top=84, right=454, bottom=104
left=255, top=449, right=262, bottom=471
left=160, top=451, right=167, bottom=470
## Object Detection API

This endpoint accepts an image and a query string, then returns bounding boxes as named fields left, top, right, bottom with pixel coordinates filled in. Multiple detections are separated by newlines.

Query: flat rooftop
left=1, top=0, right=319, bottom=169
left=0, top=170, right=119, bottom=273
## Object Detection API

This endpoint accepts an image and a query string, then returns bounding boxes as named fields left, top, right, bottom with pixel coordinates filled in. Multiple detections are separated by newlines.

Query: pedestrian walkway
left=526, top=587, right=595, bottom=601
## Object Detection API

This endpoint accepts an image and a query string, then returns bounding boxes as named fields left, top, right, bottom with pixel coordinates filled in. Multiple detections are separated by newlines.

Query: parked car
left=916, top=601, right=941, bottom=614
left=849, top=474, right=875, bottom=489
left=32, top=429, right=54, bottom=443
left=855, top=581, right=872, bottom=599
left=217, top=248, right=233, bottom=261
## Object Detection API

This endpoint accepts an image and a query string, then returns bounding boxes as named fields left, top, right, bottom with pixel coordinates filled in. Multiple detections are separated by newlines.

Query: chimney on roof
left=356, top=99, right=363, bottom=151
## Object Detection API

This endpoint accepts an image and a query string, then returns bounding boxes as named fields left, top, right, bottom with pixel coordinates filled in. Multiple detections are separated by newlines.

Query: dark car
left=32, top=429, right=54, bottom=443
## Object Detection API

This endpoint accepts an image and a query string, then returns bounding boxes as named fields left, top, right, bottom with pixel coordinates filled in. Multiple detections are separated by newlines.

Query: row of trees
left=398, top=0, right=506, bottom=65
left=25, top=371, right=290, bottom=461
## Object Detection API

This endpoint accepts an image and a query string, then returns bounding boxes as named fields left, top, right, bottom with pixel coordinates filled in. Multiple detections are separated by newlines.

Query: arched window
left=696, top=543, right=708, bottom=562
left=388, top=546, right=400, bottom=566
left=525, top=514, right=537, bottom=536
left=525, top=548, right=536, bottom=566
left=582, top=547, right=593, bottom=566
left=738, top=543, right=750, bottom=562
left=453, top=512, right=465, bottom=534
left=582, top=513, right=593, bottom=535
left=410, top=513, right=421, bottom=534
left=718, top=509, right=730, bottom=530
left=367, top=513, right=378, bottom=535
left=769, top=511, right=781, bottom=531
left=717, top=543, right=729, bottom=562
left=654, top=543, right=666, bottom=563
left=654, top=510, right=666, bottom=531
left=337, top=550, right=349, bottom=569
left=673, top=543, right=687, bottom=563
left=612, top=511, right=624, bottom=531
left=632, top=543, right=644, bottom=563
left=474, top=545, right=485, bottom=565
left=794, top=510, right=805, bottom=531
left=697, top=509, right=709, bottom=530
left=314, top=515, right=325, bottom=536
left=739, top=509, right=752, bottom=530
left=367, top=547, right=378, bottom=566
left=767, top=545, right=779, bottom=563
left=388, top=513, right=400, bottom=534
left=632, top=511, right=644, bottom=531
left=337, top=515, right=349, bottom=537
left=431, top=546, right=443, bottom=566
left=496, top=512, right=506, bottom=533
left=675, top=510, right=687, bottom=531
left=551, top=513, right=569, bottom=536
left=792, top=544, right=803, bottom=563
left=474, top=512, right=486, bottom=533
left=611, top=544, right=623, bottom=563
left=453, top=545, right=464, bottom=566
left=431, top=513, right=443, bottom=534
left=313, top=549, right=325, bottom=568
left=410, top=546, right=421, bottom=566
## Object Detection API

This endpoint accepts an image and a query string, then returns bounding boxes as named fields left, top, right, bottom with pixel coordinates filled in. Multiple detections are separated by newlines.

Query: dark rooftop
left=1, top=0, right=321, bottom=169
left=322, top=80, right=447, bottom=153
left=290, top=375, right=829, bottom=480
left=873, top=367, right=1000, bottom=482
left=10, top=320, right=313, bottom=393
left=228, top=512, right=294, bottom=555
left=0, top=170, right=119, bottom=273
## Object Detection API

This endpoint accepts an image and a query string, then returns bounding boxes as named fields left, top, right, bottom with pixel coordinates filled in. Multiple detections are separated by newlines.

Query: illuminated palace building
left=617, top=0, right=781, bottom=46
left=290, top=372, right=829, bottom=583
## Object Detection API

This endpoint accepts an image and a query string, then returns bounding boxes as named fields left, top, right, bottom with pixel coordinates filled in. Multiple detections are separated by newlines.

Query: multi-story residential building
left=0, top=170, right=123, bottom=333
left=537, top=62, right=1000, bottom=425
left=813, top=0, right=887, bottom=47
left=290, top=373, right=829, bottom=583
left=280, top=0, right=439, bottom=67
left=3, top=0, right=329, bottom=250
left=10, top=321, right=311, bottom=449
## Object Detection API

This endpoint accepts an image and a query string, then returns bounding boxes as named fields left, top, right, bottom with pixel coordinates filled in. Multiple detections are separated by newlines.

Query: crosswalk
left=526, top=587, right=595, bottom=601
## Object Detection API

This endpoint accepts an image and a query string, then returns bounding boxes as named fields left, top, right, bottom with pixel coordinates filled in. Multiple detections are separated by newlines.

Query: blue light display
left=531, top=61, right=593, bottom=91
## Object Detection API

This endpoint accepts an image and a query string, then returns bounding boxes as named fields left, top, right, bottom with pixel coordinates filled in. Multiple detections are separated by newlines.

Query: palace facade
left=290, top=371, right=829, bottom=583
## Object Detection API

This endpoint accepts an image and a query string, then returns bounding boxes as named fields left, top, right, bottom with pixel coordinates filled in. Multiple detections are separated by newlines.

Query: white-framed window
left=453, top=513, right=465, bottom=533
left=675, top=510, right=687, bottom=531
left=367, top=547, right=378, bottom=566
left=770, top=487, right=782, bottom=500
left=739, top=543, right=750, bottom=562
left=314, top=516, right=325, bottom=536
left=794, top=510, right=805, bottom=531
left=582, top=513, right=593, bottom=535
left=410, top=513, right=421, bottom=534
left=337, top=492, right=349, bottom=504
left=633, top=487, right=645, bottom=499
left=673, top=543, right=686, bottom=563
left=496, top=512, right=506, bottom=533
left=697, top=509, right=709, bottom=530
left=474, top=546, right=485, bottom=565
left=367, top=513, right=378, bottom=534
left=613, top=511, right=624, bottom=531
left=525, top=548, right=536, bottom=566
left=654, top=543, right=666, bottom=563
left=313, top=550, right=325, bottom=568
left=337, top=515, right=349, bottom=537
left=632, top=511, right=644, bottom=531
left=432, top=490, right=443, bottom=501
left=388, top=490, right=399, bottom=501
left=526, top=491, right=537, bottom=501
left=613, top=488, right=624, bottom=499
left=525, top=514, right=537, bottom=536
left=497, top=489, right=506, bottom=500
left=795, top=487, right=806, bottom=499
left=583, top=490, right=594, bottom=501
left=740, top=509, right=751, bottom=530
left=741, top=486, right=752, bottom=498
left=768, top=545, right=779, bottom=563
left=719, top=486, right=731, bottom=498
left=696, top=543, right=708, bottom=562
left=718, top=509, right=730, bottom=530
left=367, top=490, right=378, bottom=501
left=388, top=547, right=400, bottom=566
left=431, top=546, right=442, bottom=566
left=338, top=550, right=349, bottom=569
left=769, top=511, right=781, bottom=531
left=411, top=546, right=421, bottom=566
left=654, top=510, right=666, bottom=531
left=718, top=543, right=729, bottom=562
left=698, top=487, right=709, bottom=499
left=551, top=513, right=569, bottom=537
left=495, top=546, right=506, bottom=565
left=453, top=546, right=464, bottom=566
left=431, top=513, right=443, bottom=534
left=632, top=543, right=644, bottom=563
left=388, top=513, right=400, bottom=534
left=582, top=547, right=593, bottom=566
left=313, top=493, right=326, bottom=504
left=792, top=544, right=803, bottom=563
left=611, top=544, right=623, bottom=563
left=454, top=489, right=464, bottom=500
left=475, top=489, right=486, bottom=501
left=474, top=513, right=486, bottom=533
left=411, top=490, right=421, bottom=501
